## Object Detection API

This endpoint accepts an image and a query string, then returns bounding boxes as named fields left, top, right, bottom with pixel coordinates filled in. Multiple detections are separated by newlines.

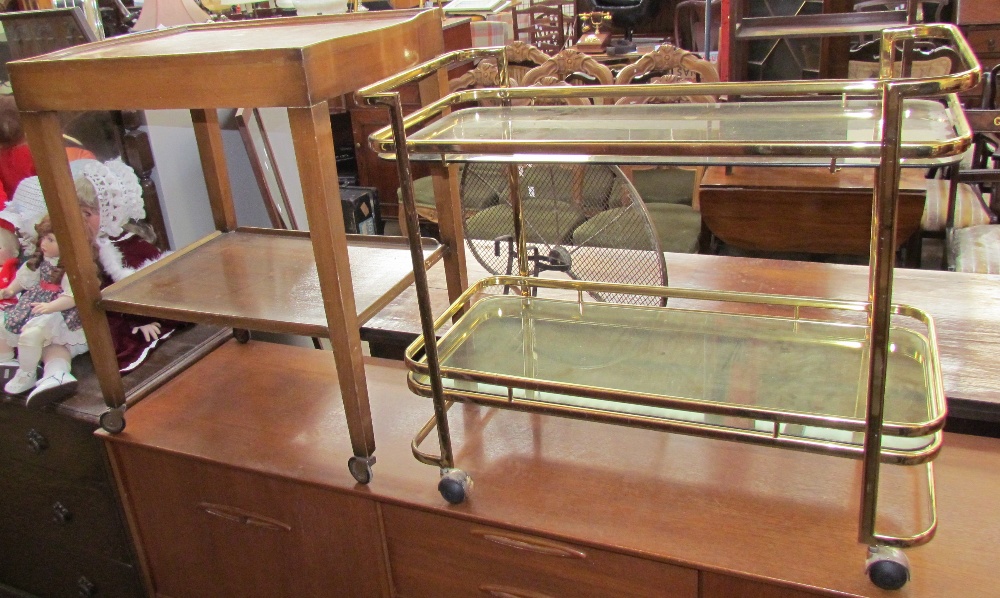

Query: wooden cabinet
left=383, top=505, right=698, bottom=598
left=0, top=324, right=226, bottom=598
left=725, top=0, right=853, bottom=81
left=0, top=401, right=142, bottom=598
left=95, top=340, right=1000, bottom=598
left=109, top=444, right=388, bottom=597
left=959, top=19, right=1000, bottom=106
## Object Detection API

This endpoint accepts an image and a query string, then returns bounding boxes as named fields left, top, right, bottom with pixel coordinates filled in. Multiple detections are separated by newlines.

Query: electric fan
left=461, top=162, right=668, bottom=306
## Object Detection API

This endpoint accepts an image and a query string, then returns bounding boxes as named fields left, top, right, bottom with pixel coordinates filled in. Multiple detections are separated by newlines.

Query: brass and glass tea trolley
left=358, top=23, right=979, bottom=591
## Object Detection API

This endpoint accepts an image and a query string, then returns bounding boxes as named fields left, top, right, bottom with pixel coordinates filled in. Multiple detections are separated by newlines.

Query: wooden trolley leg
left=22, top=111, right=126, bottom=423
left=288, top=102, right=377, bottom=482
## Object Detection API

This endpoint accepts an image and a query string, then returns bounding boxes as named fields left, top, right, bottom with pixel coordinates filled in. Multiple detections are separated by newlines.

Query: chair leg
left=901, top=232, right=922, bottom=269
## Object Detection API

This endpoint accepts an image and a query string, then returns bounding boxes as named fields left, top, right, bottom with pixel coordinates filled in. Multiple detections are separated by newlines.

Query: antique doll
left=74, top=158, right=177, bottom=372
left=0, top=216, right=88, bottom=403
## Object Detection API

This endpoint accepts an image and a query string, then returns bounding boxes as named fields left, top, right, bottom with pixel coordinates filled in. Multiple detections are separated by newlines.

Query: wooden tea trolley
left=357, top=24, right=980, bottom=590
left=7, top=9, right=460, bottom=483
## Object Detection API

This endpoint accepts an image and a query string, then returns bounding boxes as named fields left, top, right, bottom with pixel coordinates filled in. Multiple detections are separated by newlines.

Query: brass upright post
left=384, top=92, right=456, bottom=470
left=859, top=80, right=905, bottom=545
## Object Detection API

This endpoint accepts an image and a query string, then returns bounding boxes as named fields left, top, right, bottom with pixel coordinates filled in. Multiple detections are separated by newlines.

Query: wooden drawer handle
left=480, top=585, right=556, bottom=598
left=198, top=502, right=291, bottom=532
left=471, top=528, right=586, bottom=559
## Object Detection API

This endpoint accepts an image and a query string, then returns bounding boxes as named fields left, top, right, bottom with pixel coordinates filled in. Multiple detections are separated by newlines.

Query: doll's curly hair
left=25, top=216, right=66, bottom=285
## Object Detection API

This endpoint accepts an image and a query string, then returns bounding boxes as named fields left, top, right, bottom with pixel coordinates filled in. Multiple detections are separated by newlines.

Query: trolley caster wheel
left=99, top=408, right=126, bottom=434
left=438, top=469, right=472, bottom=504
left=348, top=456, right=375, bottom=484
left=866, top=546, right=910, bottom=590
left=233, top=329, right=251, bottom=344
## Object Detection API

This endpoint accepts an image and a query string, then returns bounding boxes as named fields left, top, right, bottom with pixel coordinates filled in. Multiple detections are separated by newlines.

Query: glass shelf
left=394, top=99, right=968, bottom=167
left=407, top=281, right=945, bottom=464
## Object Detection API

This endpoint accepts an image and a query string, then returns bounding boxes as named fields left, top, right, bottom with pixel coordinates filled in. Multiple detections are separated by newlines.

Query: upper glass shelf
left=398, top=99, right=968, bottom=167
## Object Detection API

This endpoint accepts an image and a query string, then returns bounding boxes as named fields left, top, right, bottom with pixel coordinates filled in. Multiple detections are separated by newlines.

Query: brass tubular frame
left=371, top=90, right=456, bottom=472
left=403, top=276, right=947, bottom=439
left=356, top=23, right=977, bottom=553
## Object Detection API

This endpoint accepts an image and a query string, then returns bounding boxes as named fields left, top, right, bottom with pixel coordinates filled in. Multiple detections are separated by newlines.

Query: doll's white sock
left=43, top=357, right=71, bottom=378
left=17, top=327, right=44, bottom=373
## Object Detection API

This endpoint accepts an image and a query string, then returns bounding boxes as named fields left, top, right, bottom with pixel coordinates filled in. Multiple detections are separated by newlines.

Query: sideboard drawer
left=0, top=543, right=141, bottom=598
left=383, top=505, right=698, bottom=598
left=0, top=401, right=105, bottom=482
left=0, top=464, right=131, bottom=563
left=965, top=26, right=1000, bottom=58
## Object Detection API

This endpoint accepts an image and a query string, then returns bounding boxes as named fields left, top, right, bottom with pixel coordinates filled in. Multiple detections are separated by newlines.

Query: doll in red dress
left=74, top=159, right=177, bottom=374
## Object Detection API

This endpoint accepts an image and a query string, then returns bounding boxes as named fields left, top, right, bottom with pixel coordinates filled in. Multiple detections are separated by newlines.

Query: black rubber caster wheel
left=438, top=468, right=472, bottom=504
left=348, top=456, right=374, bottom=484
left=233, top=329, right=251, bottom=344
left=99, top=408, right=126, bottom=434
left=866, top=546, right=910, bottom=590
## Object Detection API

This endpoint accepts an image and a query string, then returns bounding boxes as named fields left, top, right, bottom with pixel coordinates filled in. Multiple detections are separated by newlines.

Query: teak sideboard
left=101, top=341, right=999, bottom=597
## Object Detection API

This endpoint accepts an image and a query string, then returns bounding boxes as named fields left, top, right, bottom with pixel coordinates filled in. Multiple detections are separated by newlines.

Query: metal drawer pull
left=198, top=503, right=291, bottom=532
left=27, top=429, right=48, bottom=454
left=52, top=502, right=72, bottom=525
left=77, top=576, right=96, bottom=597
left=480, top=585, right=557, bottom=598
left=471, top=529, right=586, bottom=559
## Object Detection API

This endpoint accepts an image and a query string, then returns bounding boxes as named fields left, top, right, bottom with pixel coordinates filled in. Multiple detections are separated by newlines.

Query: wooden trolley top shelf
left=7, top=8, right=442, bottom=110
left=101, top=229, right=444, bottom=337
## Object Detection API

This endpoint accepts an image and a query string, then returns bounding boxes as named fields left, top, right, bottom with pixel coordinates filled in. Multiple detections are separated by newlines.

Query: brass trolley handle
left=471, top=528, right=587, bottom=559
left=198, top=502, right=292, bottom=532
left=479, top=585, right=557, bottom=598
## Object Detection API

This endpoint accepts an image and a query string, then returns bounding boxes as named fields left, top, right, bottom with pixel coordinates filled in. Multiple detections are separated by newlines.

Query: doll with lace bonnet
left=74, top=159, right=176, bottom=374
left=0, top=216, right=88, bottom=400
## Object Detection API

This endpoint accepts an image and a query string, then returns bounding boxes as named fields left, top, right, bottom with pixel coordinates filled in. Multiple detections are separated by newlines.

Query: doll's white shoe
left=27, top=372, right=78, bottom=407
left=0, top=359, right=18, bottom=383
left=4, top=369, right=37, bottom=395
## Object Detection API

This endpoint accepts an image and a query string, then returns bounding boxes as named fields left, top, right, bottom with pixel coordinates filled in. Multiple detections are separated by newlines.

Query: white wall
left=144, top=108, right=303, bottom=250
left=144, top=107, right=315, bottom=349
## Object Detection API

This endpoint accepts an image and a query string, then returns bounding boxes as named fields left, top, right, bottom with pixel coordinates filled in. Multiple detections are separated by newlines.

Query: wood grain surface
left=699, top=167, right=927, bottom=255
left=102, top=340, right=1000, bottom=597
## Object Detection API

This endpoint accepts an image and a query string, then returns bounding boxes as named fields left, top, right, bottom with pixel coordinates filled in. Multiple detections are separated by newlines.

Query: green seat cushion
left=631, top=168, right=697, bottom=205
left=397, top=165, right=500, bottom=214
left=573, top=203, right=701, bottom=253
left=466, top=199, right=586, bottom=244
left=645, top=203, right=702, bottom=253
left=397, top=175, right=438, bottom=210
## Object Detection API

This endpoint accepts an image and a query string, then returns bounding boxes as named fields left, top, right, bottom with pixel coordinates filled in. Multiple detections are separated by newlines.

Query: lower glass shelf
left=406, top=276, right=946, bottom=464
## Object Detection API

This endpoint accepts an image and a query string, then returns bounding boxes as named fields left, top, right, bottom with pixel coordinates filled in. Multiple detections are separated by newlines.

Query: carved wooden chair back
left=502, top=41, right=550, bottom=88
left=615, top=43, right=720, bottom=87
left=520, top=48, right=614, bottom=105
